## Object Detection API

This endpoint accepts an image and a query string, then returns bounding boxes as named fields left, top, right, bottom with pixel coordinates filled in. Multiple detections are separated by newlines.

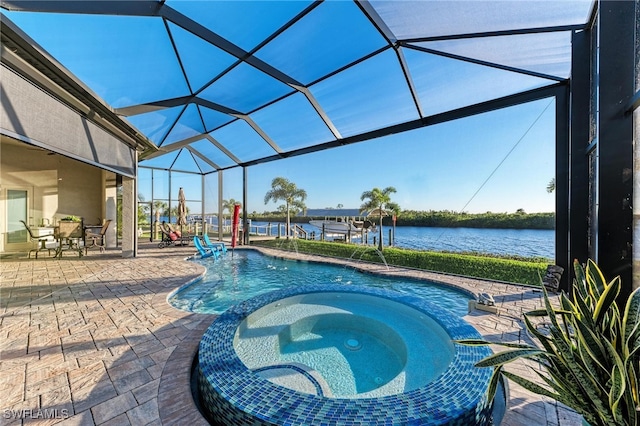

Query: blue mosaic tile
left=198, top=284, right=493, bottom=425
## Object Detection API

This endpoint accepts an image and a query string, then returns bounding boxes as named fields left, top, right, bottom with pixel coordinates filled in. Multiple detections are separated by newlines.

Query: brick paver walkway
left=0, top=242, right=583, bottom=425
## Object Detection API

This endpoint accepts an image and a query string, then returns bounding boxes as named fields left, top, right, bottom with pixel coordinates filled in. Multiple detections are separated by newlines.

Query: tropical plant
left=222, top=198, right=241, bottom=227
left=277, top=204, right=302, bottom=216
left=547, top=177, right=556, bottom=193
left=152, top=200, right=168, bottom=222
left=359, top=186, right=400, bottom=251
left=169, top=205, right=189, bottom=219
left=458, top=259, right=640, bottom=426
left=137, top=194, right=149, bottom=224
left=263, top=177, right=307, bottom=238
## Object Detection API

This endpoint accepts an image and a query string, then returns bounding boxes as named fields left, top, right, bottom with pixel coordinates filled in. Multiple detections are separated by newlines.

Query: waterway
left=250, top=221, right=554, bottom=260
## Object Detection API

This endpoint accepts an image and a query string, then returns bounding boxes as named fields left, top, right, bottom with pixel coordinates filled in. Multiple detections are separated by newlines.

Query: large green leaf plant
left=459, top=259, right=640, bottom=426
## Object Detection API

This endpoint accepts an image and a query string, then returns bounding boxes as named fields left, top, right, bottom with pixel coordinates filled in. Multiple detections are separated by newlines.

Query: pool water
left=169, top=250, right=471, bottom=316
left=279, top=323, right=403, bottom=396
left=234, top=292, right=455, bottom=398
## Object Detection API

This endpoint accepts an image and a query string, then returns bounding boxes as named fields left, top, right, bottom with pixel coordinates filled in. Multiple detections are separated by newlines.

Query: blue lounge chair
left=193, top=236, right=218, bottom=259
left=203, top=234, right=227, bottom=254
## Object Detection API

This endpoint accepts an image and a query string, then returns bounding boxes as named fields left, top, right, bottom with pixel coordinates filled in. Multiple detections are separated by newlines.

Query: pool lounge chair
left=158, top=221, right=182, bottom=248
left=167, top=222, right=190, bottom=246
left=203, top=234, right=227, bottom=254
left=193, top=236, right=219, bottom=259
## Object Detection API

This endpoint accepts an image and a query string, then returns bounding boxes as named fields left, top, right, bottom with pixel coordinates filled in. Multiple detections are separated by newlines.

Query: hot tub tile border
left=198, top=283, right=495, bottom=425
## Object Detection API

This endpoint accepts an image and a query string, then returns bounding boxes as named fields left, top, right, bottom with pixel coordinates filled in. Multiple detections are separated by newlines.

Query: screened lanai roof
left=1, top=0, right=595, bottom=175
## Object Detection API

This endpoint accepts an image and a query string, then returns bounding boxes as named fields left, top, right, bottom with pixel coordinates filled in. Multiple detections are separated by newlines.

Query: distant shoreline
left=249, top=211, right=555, bottom=231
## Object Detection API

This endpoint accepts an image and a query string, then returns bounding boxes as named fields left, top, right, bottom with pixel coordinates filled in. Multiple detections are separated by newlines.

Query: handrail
left=294, top=224, right=307, bottom=239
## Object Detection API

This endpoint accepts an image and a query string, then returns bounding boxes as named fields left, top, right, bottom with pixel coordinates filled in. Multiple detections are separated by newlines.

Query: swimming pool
left=168, top=249, right=472, bottom=316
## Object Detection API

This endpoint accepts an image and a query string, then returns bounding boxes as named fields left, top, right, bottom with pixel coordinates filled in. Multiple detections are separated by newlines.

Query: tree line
left=371, top=210, right=553, bottom=229
left=139, top=177, right=554, bottom=231
left=251, top=209, right=554, bottom=230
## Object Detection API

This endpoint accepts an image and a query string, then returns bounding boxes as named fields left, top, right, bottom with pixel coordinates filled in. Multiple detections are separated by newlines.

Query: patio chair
left=203, top=233, right=227, bottom=254
left=193, top=236, right=219, bottom=259
left=85, top=219, right=111, bottom=254
left=20, top=220, right=55, bottom=258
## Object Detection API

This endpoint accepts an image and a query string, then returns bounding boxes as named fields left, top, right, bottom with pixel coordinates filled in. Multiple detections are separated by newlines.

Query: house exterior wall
left=0, top=44, right=145, bottom=256
left=0, top=139, right=105, bottom=252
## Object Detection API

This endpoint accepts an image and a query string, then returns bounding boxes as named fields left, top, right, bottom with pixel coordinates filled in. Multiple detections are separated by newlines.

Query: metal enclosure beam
left=240, top=83, right=568, bottom=168
left=567, top=29, right=591, bottom=285
left=218, top=171, right=223, bottom=241
left=596, top=0, right=635, bottom=302
left=555, top=86, right=570, bottom=290
left=242, top=167, right=249, bottom=245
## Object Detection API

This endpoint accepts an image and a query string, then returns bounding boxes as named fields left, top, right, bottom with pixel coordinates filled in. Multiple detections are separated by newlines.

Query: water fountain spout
left=348, top=246, right=389, bottom=270
left=275, top=237, right=299, bottom=256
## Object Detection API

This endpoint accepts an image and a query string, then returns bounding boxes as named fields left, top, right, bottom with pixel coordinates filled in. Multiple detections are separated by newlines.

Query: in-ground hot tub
left=198, top=284, right=494, bottom=425
left=235, top=291, right=455, bottom=398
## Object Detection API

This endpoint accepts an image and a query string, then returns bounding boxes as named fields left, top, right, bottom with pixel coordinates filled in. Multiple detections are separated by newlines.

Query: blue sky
left=6, top=6, right=558, bottom=216
left=231, top=97, right=556, bottom=214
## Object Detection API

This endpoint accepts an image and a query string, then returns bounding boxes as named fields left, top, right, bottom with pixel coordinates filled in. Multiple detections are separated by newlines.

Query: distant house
left=299, top=209, right=363, bottom=217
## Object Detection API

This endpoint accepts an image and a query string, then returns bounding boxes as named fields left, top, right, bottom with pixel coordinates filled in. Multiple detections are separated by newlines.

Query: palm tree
left=222, top=198, right=241, bottom=230
left=546, top=177, right=556, bottom=193
left=137, top=194, right=149, bottom=224
left=360, top=186, right=400, bottom=251
left=264, top=177, right=307, bottom=238
left=148, top=200, right=168, bottom=239
left=152, top=200, right=168, bottom=223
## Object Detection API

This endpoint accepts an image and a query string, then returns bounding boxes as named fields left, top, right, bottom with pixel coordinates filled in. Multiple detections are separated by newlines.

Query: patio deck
left=0, top=242, right=583, bottom=425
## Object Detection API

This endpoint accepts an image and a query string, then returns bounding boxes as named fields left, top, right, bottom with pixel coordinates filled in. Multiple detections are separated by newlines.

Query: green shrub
left=252, top=239, right=547, bottom=286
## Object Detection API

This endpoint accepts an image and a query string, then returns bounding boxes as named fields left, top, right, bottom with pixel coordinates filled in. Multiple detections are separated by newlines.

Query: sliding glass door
left=6, top=189, right=28, bottom=244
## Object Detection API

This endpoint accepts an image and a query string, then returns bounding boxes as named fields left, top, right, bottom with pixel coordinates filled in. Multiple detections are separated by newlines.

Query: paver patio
left=0, top=242, right=583, bottom=425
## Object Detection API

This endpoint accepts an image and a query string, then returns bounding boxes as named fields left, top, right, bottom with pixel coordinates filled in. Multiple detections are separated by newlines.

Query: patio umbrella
left=231, top=203, right=241, bottom=254
left=177, top=187, right=187, bottom=242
